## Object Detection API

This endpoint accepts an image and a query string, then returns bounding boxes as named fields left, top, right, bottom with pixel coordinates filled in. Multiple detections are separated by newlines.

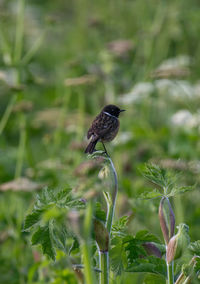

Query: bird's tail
left=85, top=139, right=98, bottom=154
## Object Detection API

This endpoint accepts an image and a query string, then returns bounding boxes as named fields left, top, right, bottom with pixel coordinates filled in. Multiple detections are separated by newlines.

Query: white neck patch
left=103, top=111, right=117, bottom=118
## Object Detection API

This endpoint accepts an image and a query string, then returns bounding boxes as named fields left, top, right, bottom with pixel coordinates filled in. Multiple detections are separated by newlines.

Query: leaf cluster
left=139, top=163, right=194, bottom=199
left=24, top=187, right=85, bottom=260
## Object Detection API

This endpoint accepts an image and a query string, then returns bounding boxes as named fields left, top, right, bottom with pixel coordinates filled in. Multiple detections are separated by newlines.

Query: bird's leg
left=102, top=142, right=110, bottom=157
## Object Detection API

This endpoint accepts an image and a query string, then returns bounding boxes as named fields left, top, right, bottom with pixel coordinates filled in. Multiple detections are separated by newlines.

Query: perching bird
left=85, top=104, right=125, bottom=155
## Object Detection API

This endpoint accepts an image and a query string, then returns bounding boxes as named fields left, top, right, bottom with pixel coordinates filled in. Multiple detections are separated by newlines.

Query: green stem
left=105, top=157, right=118, bottom=234
left=167, top=261, right=174, bottom=284
left=15, top=115, right=26, bottom=178
left=14, top=0, right=25, bottom=64
left=100, top=156, right=118, bottom=284
left=0, top=95, right=17, bottom=135
left=82, top=243, right=95, bottom=284
left=100, top=252, right=109, bottom=284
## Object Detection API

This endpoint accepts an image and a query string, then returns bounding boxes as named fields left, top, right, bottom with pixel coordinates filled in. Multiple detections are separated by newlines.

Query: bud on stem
left=159, top=197, right=175, bottom=244
left=166, top=223, right=190, bottom=264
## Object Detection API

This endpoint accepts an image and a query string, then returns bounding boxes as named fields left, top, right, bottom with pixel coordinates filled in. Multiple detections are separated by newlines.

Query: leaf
left=51, top=224, right=68, bottom=253
left=135, top=230, right=161, bottom=243
left=125, top=256, right=167, bottom=278
left=112, top=216, right=129, bottom=234
left=69, top=238, right=80, bottom=255
left=138, top=189, right=162, bottom=200
left=124, top=235, right=147, bottom=263
left=143, top=273, right=166, bottom=284
left=110, top=237, right=126, bottom=276
left=168, top=186, right=195, bottom=197
left=24, top=209, right=44, bottom=230
left=31, top=225, right=55, bottom=260
left=189, top=240, right=200, bottom=256
left=140, top=163, right=175, bottom=190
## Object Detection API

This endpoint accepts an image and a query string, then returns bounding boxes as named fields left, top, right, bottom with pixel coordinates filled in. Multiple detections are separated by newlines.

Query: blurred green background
left=1, top=0, right=200, bottom=283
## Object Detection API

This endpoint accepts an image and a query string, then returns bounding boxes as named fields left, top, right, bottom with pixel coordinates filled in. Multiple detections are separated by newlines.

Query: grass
left=1, top=0, right=200, bottom=283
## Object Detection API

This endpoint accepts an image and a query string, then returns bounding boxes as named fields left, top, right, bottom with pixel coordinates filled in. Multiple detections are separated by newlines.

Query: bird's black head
left=102, top=104, right=125, bottom=118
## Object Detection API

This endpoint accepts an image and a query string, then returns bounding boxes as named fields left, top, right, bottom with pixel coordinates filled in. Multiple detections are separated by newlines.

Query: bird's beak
left=120, top=109, right=126, bottom=112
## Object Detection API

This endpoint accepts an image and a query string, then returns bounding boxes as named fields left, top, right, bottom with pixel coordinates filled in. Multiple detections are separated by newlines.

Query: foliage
left=1, top=0, right=200, bottom=283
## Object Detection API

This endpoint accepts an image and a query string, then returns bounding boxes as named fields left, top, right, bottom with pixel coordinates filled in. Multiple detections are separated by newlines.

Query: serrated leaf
left=112, top=216, right=129, bottom=234
left=24, top=209, right=44, bottom=230
left=168, top=186, right=195, bottom=197
left=143, top=273, right=166, bottom=284
left=51, top=224, right=68, bottom=253
left=135, top=230, right=161, bottom=243
left=31, top=225, right=55, bottom=260
left=140, top=163, right=175, bottom=190
left=123, top=235, right=147, bottom=263
left=69, top=238, right=80, bottom=255
left=55, top=187, right=72, bottom=201
left=110, top=237, right=126, bottom=276
left=138, top=189, right=162, bottom=200
left=189, top=241, right=200, bottom=256
left=125, top=256, right=167, bottom=278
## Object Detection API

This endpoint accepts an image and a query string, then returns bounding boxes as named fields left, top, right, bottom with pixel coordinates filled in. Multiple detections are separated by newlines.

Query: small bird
left=85, top=104, right=125, bottom=155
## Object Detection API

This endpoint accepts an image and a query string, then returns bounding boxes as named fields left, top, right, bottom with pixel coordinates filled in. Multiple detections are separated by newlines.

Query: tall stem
left=100, top=156, right=118, bottom=284
left=105, top=157, right=118, bottom=234
left=167, top=261, right=174, bottom=284
left=100, top=252, right=109, bottom=284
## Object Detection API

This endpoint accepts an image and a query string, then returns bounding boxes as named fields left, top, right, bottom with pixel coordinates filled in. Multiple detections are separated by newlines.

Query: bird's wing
left=87, top=113, right=118, bottom=139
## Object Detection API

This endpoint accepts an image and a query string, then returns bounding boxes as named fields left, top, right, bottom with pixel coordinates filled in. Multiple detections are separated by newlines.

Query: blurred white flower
left=156, top=55, right=191, bottom=71
left=171, top=110, right=200, bottom=129
left=152, top=55, right=191, bottom=78
left=193, top=82, right=200, bottom=97
left=155, top=79, right=194, bottom=98
left=118, top=82, right=154, bottom=104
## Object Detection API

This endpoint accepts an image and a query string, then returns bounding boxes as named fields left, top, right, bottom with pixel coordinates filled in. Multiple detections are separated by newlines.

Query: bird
left=85, top=104, right=125, bottom=155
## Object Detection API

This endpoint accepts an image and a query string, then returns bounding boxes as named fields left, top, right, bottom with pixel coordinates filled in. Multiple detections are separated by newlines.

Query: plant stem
left=14, top=0, right=25, bottom=63
left=105, top=157, right=118, bottom=234
left=100, top=156, right=118, bottom=284
left=15, top=115, right=26, bottom=178
left=100, top=252, right=109, bottom=284
left=0, top=95, right=17, bottom=136
left=167, top=261, right=174, bottom=284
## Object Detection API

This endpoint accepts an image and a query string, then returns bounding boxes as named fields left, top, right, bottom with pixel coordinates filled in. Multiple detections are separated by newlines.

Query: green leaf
left=189, top=240, right=200, bottom=256
left=69, top=238, right=80, bottom=255
left=110, top=237, right=126, bottom=276
left=31, top=225, right=55, bottom=260
left=24, top=209, right=44, bottom=230
left=125, top=256, right=167, bottom=277
left=140, top=163, right=175, bottom=190
left=51, top=224, right=68, bottom=253
left=168, top=186, right=195, bottom=197
left=112, top=216, right=129, bottom=234
left=143, top=273, right=166, bottom=284
left=135, top=230, right=161, bottom=243
left=138, top=189, right=162, bottom=200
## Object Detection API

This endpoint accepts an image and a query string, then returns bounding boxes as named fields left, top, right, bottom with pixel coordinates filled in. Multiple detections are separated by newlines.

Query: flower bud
left=159, top=197, right=175, bottom=244
left=142, top=242, right=163, bottom=258
left=166, top=223, right=190, bottom=264
left=94, top=219, right=109, bottom=252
